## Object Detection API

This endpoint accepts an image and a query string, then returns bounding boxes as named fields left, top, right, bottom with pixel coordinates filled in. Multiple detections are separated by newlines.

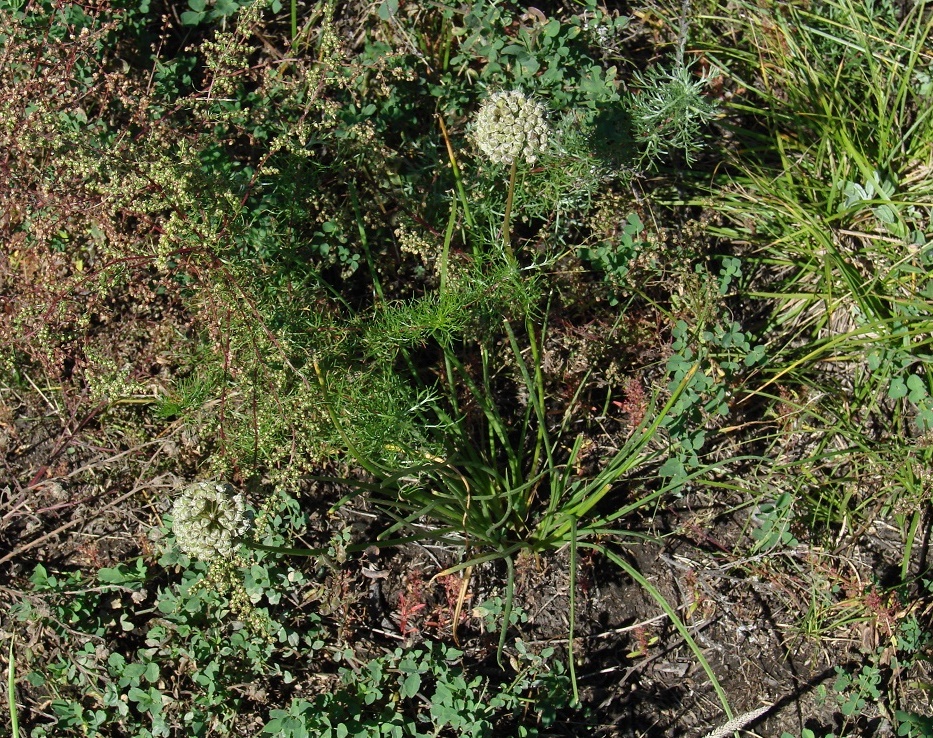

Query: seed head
left=171, top=481, right=249, bottom=562
left=473, top=90, right=550, bottom=165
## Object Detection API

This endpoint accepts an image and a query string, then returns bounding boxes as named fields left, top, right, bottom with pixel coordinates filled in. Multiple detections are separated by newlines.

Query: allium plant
left=473, top=90, right=550, bottom=165
left=472, top=90, right=550, bottom=256
left=171, top=482, right=250, bottom=561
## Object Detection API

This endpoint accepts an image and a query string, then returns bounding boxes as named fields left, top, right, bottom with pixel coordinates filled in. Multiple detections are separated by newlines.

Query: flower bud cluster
left=473, top=90, right=549, bottom=165
left=172, top=481, right=249, bottom=561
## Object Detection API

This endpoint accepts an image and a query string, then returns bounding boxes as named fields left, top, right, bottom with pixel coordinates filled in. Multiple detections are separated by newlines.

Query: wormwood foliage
left=630, top=62, right=719, bottom=167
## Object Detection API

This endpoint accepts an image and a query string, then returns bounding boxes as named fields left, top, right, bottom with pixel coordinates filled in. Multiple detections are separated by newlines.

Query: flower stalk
left=472, top=90, right=549, bottom=258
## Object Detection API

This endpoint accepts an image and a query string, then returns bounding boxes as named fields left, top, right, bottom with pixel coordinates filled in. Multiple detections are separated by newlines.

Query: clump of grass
left=696, top=0, right=933, bottom=547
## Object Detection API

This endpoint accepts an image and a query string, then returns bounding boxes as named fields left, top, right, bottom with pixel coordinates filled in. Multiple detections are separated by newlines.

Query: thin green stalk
left=8, top=636, right=18, bottom=738
left=441, top=15, right=452, bottom=71
left=498, top=554, right=515, bottom=667
left=568, top=518, right=579, bottom=706
left=442, top=346, right=515, bottom=475
left=503, top=319, right=550, bottom=483
left=439, top=196, right=458, bottom=297
left=548, top=362, right=700, bottom=538
left=290, top=0, right=297, bottom=49
left=501, top=160, right=518, bottom=259
left=539, top=434, right=585, bottom=537
left=443, top=351, right=460, bottom=417
left=526, top=314, right=552, bottom=474
left=675, top=0, right=691, bottom=68
left=901, top=508, right=922, bottom=583
left=348, top=181, right=383, bottom=301
left=437, top=115, right=475, bottom=233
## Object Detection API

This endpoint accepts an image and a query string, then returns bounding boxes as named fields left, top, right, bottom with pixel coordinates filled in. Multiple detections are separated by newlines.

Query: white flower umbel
left=473, top=90, right=549, bottom=165
left=171, top=481, right=249, bottom=562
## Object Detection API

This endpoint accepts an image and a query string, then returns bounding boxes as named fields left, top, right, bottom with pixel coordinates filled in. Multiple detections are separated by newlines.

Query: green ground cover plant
left=2, top=0, right=933, bottom=736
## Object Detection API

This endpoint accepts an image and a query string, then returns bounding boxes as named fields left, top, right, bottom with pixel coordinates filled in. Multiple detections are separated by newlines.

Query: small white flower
left=171, top=481, right=249, bottom=561
left=473, top=90, right=550, bottom=165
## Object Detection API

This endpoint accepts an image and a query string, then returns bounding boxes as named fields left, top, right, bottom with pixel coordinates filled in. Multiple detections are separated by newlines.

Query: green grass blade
left=497, top=554, right=515, bottom=668
left=591, top=543, right=733, bottom=720
left=901, top=508, right=922, bottom=584
left=503, top=317, right=552, bottom=478
left=551, top=362, right=700, bottom=534
left=437, top=115, right=475, bottom=234
left=439, top=195, right=458, bottom=296
left=568, top=517, right=579, bottom=706
left=8, top=636, right=18, bottom=738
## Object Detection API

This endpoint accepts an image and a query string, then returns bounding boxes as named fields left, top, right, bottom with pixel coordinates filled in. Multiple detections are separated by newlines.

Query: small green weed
left=578, top=212, right=648, bottom=301
left=749, top=492, right=800, bottom=553
left=833, top=663, right=883, bottom=718
left=262, top=640, right=572, bottom=738
left=14, top=548, right=326, bottom=737
left=444, top=0, right=624, bottom=112
left=896, top=711, right=933, bottom=738
left=660, top=256, right=766, bottom=484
